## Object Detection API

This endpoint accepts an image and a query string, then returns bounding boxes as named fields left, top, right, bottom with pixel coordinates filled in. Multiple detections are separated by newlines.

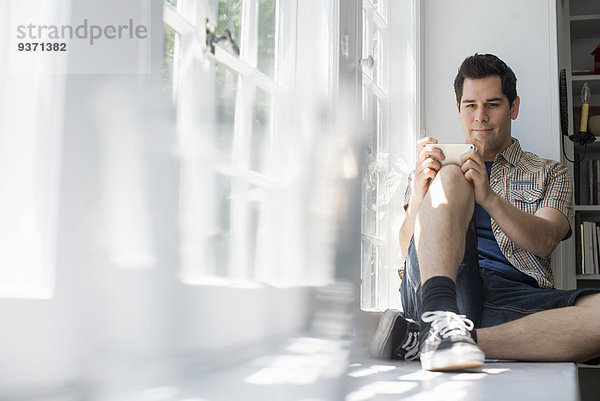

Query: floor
left=2, top=337, right=580, bottom=400
left=172, top=338, right=579, bottom=401
left=345, top=357, right=578, bottom=401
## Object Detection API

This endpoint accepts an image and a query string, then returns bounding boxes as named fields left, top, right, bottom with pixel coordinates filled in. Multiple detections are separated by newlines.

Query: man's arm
left=399, top=196, right=422, bottom=260
left=480, top=195, right=569, bottom=258
left=399, top=137, right=445, bottom=259
left=461, top=141, right=570, bottom=257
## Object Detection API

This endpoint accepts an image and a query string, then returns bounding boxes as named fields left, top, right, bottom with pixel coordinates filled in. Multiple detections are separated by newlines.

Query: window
left=163, top=0, right=419, bottom=306
left=164, top=0, right=336, bottom=286
left=361, top=0, right=390, bottom=310
left=360, top=0, right=421, bottom=311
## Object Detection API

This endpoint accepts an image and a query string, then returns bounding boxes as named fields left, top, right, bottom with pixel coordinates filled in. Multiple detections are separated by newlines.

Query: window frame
left=360, top=0, right=422, bottom=311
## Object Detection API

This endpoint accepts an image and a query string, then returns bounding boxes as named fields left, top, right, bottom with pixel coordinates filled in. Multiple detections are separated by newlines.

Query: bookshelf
left=558, top=0, right=600, bottom=289
left=577, top=275, right=600, bottom=280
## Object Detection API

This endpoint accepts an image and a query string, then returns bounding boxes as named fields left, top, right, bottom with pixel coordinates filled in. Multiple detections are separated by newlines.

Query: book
left=583, top=221, right=594, bottom=275
left=576, top=215, right=582, bottom=274
left=588, top=160, right=592, bottom=205
left=596, top=224, right=600, bottom=274
left=596, top=161, right=600, bottom=206
left=587, top=160, right=596, bottom=205
left=586, top=160, right=600, bottom=205
left=592, top=222, right=598, bottom=275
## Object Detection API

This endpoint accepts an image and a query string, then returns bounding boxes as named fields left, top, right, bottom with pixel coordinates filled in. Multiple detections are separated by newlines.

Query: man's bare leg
left=477, top=293, right=600, bottom=362
left=414, top=165, right=474, bottom=282
left=412, top=165, right=484, bottom=371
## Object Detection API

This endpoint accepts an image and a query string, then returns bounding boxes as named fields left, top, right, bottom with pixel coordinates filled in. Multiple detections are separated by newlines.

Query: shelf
left=569, top=0, right=600, bottom=17
left=577, top=274, right=600, bottom=280
left=572, top=75, right=600, bottom=81
left=573, top=139, right=600, bottom=153
left=575, top=205, right=600, bottom=212
left=570, top=14, right=600, bottom=39
left=570, top=14, right=600, bottom=21
left=562, top=2, right=600, bottom=293
left=577, top=363, right=600, bottom=369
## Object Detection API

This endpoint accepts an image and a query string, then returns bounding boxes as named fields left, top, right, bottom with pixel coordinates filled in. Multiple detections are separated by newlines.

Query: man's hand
left=460, top=139, right=496, bottom=206
left=399, top=136, right=444, bottom=259
left=412, top=137, right=445, bottom=205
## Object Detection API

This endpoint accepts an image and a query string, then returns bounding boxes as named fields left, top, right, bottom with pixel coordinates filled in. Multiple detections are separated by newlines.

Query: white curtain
left=0, top=0, right=70, bottom=299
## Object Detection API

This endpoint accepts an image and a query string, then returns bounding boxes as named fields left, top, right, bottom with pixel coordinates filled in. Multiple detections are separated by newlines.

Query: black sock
left=419, top=276, right=477, bottom=343
left=419, top=276, right=459, bottom=340
left=420, top=276, right=459, bottom=315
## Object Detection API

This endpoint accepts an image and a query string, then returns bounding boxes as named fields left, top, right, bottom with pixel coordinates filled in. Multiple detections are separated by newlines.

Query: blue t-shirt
left=474, top=162, right=539, bottom=287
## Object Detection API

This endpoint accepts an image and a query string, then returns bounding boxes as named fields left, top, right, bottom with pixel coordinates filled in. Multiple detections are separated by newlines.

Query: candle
left=580, top=82, right=591, bottom=133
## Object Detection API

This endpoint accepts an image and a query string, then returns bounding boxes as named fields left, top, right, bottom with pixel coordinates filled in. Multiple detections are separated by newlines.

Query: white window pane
left=251, top=88, right=271, bottom=173
left=258, top=0, right=276, bottom=78
left=165, top=0, right=177, bottom=6
left=215, top=63, right=239, bottom=155
left=361, top=242, right=379, bottom=308
left=229, top=180, right=263, bottom=278
left=362, top=83, right=372, bottom=126
left=362, top=159, right=377, bottom=238
left=162, top=24, right=175, bottom=86
left=376, top=97, right=387, bottom=152
left=217, top=0, right=243, bottom=53
left=373, top=28, right=381, bottom=87
left=206, top=174, right=232, bottom=277
left=246, top=189, right=262, bottom=276
left=362, top=11, right=370, bottom=61
left=162, top=24, right=179, bottom=104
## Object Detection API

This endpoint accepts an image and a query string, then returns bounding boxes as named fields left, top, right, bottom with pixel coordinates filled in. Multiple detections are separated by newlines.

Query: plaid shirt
left=404, top=138, right=573, bottom=288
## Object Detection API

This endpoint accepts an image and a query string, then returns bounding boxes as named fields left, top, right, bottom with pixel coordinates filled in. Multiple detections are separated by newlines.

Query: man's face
left=457, top=75, right=519, bottom=160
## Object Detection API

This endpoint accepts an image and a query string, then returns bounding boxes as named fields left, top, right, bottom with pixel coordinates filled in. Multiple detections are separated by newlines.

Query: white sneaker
left=419, top=311, right=484, bottom=371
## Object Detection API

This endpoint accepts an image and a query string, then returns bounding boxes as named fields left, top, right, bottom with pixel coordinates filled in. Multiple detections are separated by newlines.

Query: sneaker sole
left=368, top=309, right=400, bottom=359
left=420, top=343, right=484, bottom=371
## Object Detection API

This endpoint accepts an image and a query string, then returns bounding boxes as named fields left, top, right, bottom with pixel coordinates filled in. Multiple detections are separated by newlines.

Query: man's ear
left=456, top=101, right=461, bottom=114
left=510, top=96, right=520, bottom=120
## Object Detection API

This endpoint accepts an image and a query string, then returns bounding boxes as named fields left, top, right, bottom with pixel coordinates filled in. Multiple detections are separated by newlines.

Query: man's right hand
left=412, top=137, right=444, bottom=205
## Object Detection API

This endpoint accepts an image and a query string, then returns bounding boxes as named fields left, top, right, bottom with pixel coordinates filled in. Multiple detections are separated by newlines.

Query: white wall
left=423, top=0, right=560, bottom=161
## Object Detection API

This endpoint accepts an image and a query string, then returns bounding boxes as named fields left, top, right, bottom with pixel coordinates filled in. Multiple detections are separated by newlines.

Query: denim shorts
left=400, top=220, right=600, bottom=328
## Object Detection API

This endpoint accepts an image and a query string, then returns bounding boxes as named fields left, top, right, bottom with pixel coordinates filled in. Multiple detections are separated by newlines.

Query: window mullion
left=163, top=4, right=194, bottom=35
left=372, top=84, right=387, bottom=100
left=241, top=0, right=259, bottom=66
left=228, top=83, right=252, bottom=280
left=372, top=9, right=386, bottom=30
left=228, top=0, right=260, bottom=280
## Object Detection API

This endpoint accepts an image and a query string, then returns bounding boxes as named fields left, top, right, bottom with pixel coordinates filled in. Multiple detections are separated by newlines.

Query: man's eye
left=465, top=104, right=476, bottom=108
left=488, top=103, right=499, bottom=107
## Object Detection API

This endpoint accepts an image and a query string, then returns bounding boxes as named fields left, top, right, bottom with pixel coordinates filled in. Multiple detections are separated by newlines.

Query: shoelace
left=400, top=331, right=420, bottom=360
left=421, top=311, right=474, bottom=339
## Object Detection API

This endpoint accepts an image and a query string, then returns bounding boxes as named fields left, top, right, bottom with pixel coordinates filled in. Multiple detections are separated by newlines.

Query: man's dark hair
left=454, top=53, right=517, bottom=109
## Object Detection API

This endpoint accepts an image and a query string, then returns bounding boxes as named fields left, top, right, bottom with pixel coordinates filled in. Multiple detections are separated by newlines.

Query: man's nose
left=475, top=108, right=488, bottom=122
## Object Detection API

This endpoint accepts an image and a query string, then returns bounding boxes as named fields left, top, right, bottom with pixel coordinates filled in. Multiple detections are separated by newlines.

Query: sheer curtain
left=0, top=0, right=69, bottom=299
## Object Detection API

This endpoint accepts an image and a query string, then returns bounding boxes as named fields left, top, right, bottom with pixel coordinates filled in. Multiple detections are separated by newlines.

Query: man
left=369, top=53, right=600, bottom=371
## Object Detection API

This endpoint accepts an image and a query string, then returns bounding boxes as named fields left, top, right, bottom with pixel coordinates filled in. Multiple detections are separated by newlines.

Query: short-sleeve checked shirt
left=403, top=138, right=573, bottom=288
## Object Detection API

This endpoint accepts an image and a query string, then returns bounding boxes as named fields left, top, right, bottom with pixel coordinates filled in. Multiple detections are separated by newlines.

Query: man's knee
left=429, top=165, right=474, bottom=205
left=434, top=164, right=469, bottom=186
left=575, top=293, right=600, bottom=308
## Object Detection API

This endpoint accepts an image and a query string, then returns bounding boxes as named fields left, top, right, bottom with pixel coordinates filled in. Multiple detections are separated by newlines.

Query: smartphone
left=424, top=143, right=476, bottom=166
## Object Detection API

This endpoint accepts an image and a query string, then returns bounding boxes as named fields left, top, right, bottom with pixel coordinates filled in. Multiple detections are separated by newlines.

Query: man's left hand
left=460, top=139, right=496, bottom=206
